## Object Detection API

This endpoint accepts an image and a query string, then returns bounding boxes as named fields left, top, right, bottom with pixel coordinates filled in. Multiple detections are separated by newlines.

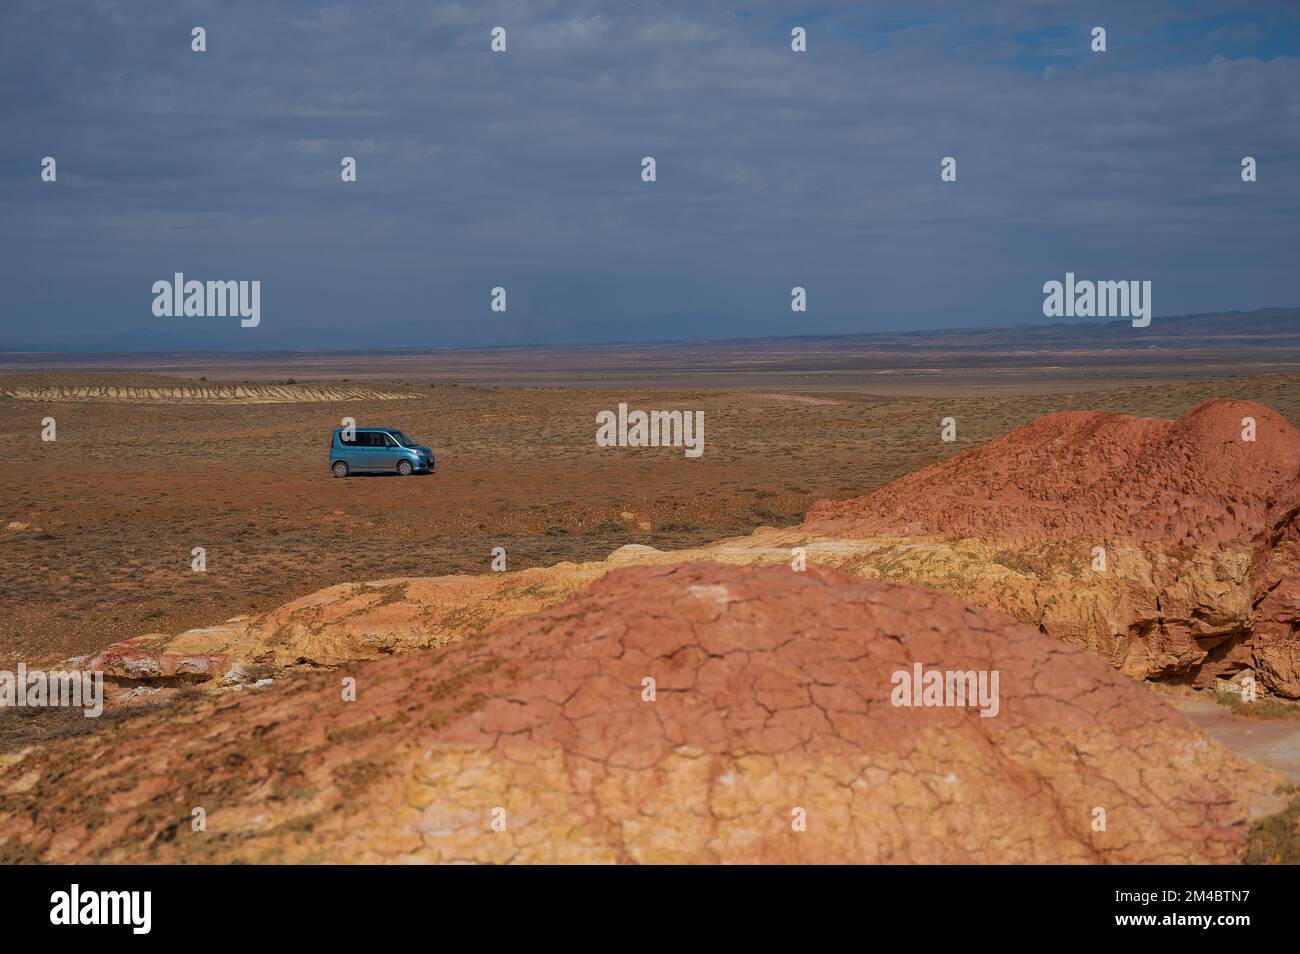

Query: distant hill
left=3, top=307, right=1297, bottom=355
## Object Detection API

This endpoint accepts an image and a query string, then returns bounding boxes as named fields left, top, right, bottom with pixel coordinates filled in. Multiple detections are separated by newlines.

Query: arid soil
left=6, top=370, right=1300, bottom=667
left=0, top=563, right=1283, bottom=863
left=78, top=399, right=1300, bottom=703
left=1165, top=691, right=1300, bottom=785
left=5, top=369, right=1300, bottom=864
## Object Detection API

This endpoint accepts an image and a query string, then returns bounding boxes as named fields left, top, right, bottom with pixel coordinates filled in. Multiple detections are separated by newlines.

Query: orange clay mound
left=802, top=399, right=1300, bottom=695
left=805, top=399, right=1300, bottom=546
left=0, top=563, right=1280, bottom=863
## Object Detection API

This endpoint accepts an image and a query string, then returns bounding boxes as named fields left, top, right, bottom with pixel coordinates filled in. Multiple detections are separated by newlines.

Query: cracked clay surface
left=0, top=562, right=1281, bottom=863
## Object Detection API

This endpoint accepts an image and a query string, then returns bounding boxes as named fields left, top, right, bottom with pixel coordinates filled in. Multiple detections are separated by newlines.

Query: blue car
left=330, top=427, right=435, bottom=477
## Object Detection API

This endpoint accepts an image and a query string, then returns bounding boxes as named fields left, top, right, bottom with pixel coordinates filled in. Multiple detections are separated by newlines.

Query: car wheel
left=396, top=459, right=413, bottom=477
left=332, top=461, right=349, bottom=478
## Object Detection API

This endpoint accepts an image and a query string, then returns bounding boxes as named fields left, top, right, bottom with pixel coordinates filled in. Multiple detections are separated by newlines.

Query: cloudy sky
left=2, top=0, right=1298, bottom=350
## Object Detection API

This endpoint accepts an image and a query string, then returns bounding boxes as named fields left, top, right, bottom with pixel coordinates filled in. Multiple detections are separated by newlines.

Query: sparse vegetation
left=1214, top=691, right=1300, bottom=720
left=1246, top=787, right=1300, bottom=864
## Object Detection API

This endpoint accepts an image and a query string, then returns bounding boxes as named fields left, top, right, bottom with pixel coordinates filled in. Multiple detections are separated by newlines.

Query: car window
left=337, top=431, right=357, bottom=446
left=381, top=433, right=398, bottom=447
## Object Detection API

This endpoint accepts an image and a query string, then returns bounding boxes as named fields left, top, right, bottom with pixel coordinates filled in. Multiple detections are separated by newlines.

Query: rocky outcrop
left=0, top=564, right=1281, bottom=863
left=88, top=550, right=659, bottom=680
left=776, top=537, right=1258, bottom=686
left=1249, top=500, right=1300, bottom=697
left=803, top=399, right=1300, bottom=546
left=799, top=399, right=1300, bottom=695
left=88, top=535, right=1256, bottom=693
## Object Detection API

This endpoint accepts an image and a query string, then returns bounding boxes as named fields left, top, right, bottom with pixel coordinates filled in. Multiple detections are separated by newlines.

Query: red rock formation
left=0, top=563, right=1280, bottom=863
left=803, top=399, right=1300, bottom=695
left=805, top=399, right=1300, bottom=546
left=1250, top=495, right=1300, bottom=697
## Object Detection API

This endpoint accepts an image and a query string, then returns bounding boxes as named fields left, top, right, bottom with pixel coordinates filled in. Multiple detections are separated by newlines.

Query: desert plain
left=2, top=319, right=1300, bottom=863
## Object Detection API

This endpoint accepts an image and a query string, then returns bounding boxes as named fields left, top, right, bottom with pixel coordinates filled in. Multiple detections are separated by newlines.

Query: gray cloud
left=2, top=0, right=1298, bottom=348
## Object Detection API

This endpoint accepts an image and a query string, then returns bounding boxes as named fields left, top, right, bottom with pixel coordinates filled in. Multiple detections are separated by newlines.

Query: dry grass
left=1246, top=787, right=1300, bottom=864
left=1214, top=692, right=1300, bottom=720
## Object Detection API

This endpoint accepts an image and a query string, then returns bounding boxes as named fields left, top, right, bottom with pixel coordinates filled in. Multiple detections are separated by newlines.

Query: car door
left=375, top=431, right=402, bottom=471
left=347, top=430, right=376, bottom=471
left=361, top=434, right=384, bottom=475
left=336, top=429, right=365, bottom=471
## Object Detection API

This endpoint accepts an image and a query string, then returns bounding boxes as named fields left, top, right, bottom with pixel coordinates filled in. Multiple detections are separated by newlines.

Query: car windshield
left=389, top=431, right=415, bottom=446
